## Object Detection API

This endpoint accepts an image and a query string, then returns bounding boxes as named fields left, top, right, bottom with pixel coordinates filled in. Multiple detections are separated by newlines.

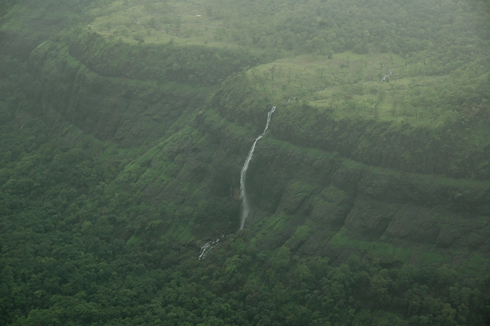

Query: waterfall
left=239, top=106, right=276, bottom=230
left=381, top=68, right=393, bottom=81
left=198, top=239, right=220, bottom=260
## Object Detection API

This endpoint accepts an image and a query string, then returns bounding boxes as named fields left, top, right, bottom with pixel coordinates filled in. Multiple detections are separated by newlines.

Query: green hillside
left=1, top=0, right=490, bottom=324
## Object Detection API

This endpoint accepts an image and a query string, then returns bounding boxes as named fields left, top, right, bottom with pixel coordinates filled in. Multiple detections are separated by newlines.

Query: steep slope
left=2, top=0, right=489, bottom=267
left=1, top=0, right=490, bottom=324
left=23, top=36, right=490, bottom=270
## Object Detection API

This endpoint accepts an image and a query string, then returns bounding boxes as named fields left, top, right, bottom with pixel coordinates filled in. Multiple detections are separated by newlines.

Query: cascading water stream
left=198, top=239, right=220, bottom=260
left=381, top=68, right=393, bottom=81
left=239, top=106, right=276, bottom=230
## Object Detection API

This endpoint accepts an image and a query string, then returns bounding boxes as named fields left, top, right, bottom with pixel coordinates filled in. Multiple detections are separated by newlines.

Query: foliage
left=65, top=29, right=258, bottom=86
left=1, top=0, right=490, bottom=324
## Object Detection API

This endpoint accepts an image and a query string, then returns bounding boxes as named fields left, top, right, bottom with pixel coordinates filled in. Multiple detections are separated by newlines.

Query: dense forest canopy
left=1, top=0, right=490, bottom=325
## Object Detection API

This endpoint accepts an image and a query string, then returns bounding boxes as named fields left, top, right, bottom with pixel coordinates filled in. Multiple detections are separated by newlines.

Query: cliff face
left=213, top=78, right=490, bottom=180
left=193, top=102, right=490, bottom=269
left=4, top=3, right=490, bottom=324
left=5, top=20, right=490, bottom=272
left=25, top=34, right=253, bottom=147
left=245, top=138, right=490, bottom=264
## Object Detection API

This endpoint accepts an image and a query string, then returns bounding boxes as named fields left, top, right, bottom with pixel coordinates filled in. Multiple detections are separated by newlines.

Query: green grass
left=165, top=220, right=195, bottom=242
left=126, top=234, right=141, bottom=246
left=86, top=0, right=460, bottom=128
left=69, top=0, right=488, bottom=134
left=246, top=52, right=402, bottom=96
left=417, top=249, right=452, bottom=267
left=89, top=0, right=243, bottom=50
left=259, top=214, right=288, bottom=232
left=460, top=253, right=490, bottom=276
left=285, top=225, right=311, bottom=248
left=263, top=137, right=337, bottom=162
left=242, top=52, right=460, bottom=128
left=266, top=132, right=490, bottom=194
left=329, top=227, right=413, bottom=263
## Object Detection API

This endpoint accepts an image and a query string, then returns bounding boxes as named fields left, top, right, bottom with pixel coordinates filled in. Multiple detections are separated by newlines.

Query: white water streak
left=381, top=68, right=393, bottom=81
left=239, top=106, right=276, bottom=230
left=198, top=239, right=219, bottom=260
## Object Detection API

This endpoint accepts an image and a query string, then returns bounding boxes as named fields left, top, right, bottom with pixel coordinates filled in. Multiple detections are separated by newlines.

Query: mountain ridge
left=1, top=0, right=490, bottom=324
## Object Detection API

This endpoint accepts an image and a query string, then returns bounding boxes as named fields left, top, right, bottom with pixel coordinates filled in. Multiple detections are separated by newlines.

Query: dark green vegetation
left=1, top=0, right=490, bottom=324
